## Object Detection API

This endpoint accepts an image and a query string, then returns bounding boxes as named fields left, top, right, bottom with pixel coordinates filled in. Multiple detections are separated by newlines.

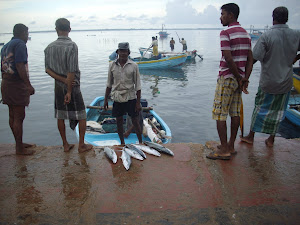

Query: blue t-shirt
left=1, top=37, right=28, bottom=77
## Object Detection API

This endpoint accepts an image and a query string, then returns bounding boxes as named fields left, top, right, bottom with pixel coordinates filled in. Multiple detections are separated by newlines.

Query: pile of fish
left=103, top=141, right=174, bottom=170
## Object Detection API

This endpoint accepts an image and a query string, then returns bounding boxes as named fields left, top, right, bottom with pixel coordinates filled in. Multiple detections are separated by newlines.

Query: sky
left=0, top=0, right=299, bottom=33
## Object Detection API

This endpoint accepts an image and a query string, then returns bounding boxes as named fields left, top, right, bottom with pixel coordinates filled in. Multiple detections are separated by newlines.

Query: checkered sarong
left=54, top=81, right=86, bottom=129
left=212, top=76, right=242, bottom=121
left=250, top=87, right=290, bottom=135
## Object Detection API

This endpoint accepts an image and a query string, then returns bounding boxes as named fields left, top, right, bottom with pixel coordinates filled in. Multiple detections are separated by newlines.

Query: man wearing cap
left=44, top=18, right=93, bottom=153
left=104, top=42, right=143, bottom=145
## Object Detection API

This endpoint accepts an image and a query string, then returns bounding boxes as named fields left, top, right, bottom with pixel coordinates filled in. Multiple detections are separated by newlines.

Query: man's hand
left=64, top=93, right=71, bottom=105
left=240, top=77, right=249, bottom=94
left=135, top=102, right=142, bottom=113
left=104, top=99, right=108, bottom=110
left=28, top=85, right=35, bottom=95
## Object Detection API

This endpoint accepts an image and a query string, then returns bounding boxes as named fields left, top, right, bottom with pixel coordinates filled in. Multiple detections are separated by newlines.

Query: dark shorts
left=1, top=78, right=30, bottom=106
left=112, top=99, right=139, bottom=118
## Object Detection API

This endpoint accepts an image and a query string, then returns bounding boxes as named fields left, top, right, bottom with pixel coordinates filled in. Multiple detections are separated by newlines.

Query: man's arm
left=222, top=50, right=241, bottom=82
left=16, top=63, right=35, bottom=95
left=104, top=87, right=112, bottom=110
left=64, top=72, right=75, bottom=105
left=241, top=50, right=254, bottom=94
left=45, top=68, right=67, bottom=83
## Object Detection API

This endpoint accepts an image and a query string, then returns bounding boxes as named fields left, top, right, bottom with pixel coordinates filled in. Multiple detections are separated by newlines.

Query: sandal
left=206, top=152, right=231, bottom=160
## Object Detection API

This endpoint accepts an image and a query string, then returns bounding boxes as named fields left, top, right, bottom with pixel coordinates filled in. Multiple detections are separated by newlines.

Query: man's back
left=44, top=36, right=80, bottom=84
left=253, top=24, right=300, bottom=94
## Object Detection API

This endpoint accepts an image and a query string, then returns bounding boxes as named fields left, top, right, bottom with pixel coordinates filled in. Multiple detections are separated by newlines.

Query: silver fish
left=144, top=141, right=174, bottom=156
left=104, top=146, right=117, bottom=163
left=124, top=147, right=144, bottom=160
left=126, top=144, right=147, bottom=159
left=121, top=149, right=132, bottom=170
left=132, top=144, right=161, bottom=157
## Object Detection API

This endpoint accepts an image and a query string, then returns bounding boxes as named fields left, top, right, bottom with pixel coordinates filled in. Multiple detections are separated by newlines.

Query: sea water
left=0, top=29, right=294, bottom=146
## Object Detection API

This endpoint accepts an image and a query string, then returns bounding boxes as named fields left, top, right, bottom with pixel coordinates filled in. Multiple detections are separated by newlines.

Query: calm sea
left=0, top=29, right=284, bottom=146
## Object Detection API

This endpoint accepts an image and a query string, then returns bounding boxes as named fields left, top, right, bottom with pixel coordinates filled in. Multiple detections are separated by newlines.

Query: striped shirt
left=219, top=22, right=251, bottom=79
left=44, top=36, right=80, bottom=86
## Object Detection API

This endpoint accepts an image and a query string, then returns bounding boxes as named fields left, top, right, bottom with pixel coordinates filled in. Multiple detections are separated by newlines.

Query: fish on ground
left=132, top=144, right=161, bottom=157
left=124, top=147, right=144, bottom=160
left=121, top=149, right=132, bottom=170
left=126, top=144, right=147, bottom=159
left=144, top=141, right=174, bottom=156
left=104, top=146, right=118, bottom=163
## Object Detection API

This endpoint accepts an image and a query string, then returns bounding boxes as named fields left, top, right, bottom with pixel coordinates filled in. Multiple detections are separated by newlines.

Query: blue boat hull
left=134, top=54, right=187, bottom=69
left=75, top=97, right=172, bottom=146
left=285, top=94, right=300, bottom=127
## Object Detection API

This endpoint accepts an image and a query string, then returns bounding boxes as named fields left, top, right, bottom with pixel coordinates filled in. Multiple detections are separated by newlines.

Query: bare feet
left=63, top=144, right=75, bottom=152
left=16, top=148, right=35, bottom=155
left=265, top=139, right=274, bottom=147
left=240, top=135, right=254, bottom=144
left=23, top=143, right=36, bottom=148
left=124, top=131, right=130, bottom=138
left=78, top=144, right=93, bottom=153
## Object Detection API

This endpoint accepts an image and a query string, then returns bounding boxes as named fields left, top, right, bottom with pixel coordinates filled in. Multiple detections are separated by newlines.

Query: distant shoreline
left=0, top=27, right=247, bottom=35
left=2, top=27, right=298, bottom=35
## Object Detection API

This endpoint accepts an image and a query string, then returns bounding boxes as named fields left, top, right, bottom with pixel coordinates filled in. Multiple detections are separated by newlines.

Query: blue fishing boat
left=293, top=67, right=300, bottom=93
left=133, top=54, right=187, bottom=69
left=139, top=47, right=203, bottom=60
left=285, top=94, right=300, bottom=127
left=75, top=96, right=172, bottom=146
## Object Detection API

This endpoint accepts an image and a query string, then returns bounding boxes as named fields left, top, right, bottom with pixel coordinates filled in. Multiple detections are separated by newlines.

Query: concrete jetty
left=0, top=137, right=299, bottom=224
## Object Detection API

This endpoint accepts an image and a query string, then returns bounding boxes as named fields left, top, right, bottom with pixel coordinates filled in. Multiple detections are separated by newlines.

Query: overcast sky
left=0, top=0, right=299, bottom=33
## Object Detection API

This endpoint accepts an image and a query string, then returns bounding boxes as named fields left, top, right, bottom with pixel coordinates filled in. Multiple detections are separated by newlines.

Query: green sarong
left=250, top=87, right=290, bottom=135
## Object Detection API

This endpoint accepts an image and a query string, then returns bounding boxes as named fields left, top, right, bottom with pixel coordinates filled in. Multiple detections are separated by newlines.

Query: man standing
left=207, top=3, right=253, bottom=160
left=104, top=42, right=142, bottom=145
left=179, top=38, right=187, bottom=52
left=1, top=24, right=35, bottom=155
left=151, top=37, right=159, bottom=58
left=241, top=7, right=300, bottom=147
left=170, top=38, right=175, bottom=51
left=44, top=18, right=92, bottom=153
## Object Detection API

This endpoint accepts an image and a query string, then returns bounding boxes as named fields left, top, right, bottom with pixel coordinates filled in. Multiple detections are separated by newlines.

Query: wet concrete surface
left=0, top=137, right=300, bottom=224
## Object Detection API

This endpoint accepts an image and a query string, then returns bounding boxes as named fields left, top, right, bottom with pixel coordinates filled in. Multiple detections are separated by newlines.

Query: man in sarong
left=44, top=18, right=93, bottom=153
left=1, top=24, right=35, bottom=155
left=179, top=38, right=187, bottom=52
left=104, top=42, right=142, bottom=145
left=207, top=3, right=253, bottom=160
left=241, top=7, right=300, bottom=147
left=151, top=37, right=158, bottom=57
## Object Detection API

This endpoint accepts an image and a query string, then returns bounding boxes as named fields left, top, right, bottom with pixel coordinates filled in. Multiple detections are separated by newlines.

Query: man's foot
left=63, top=144, right=75, bottom=152
left=265, top=139, right=274, bottom=147
left=240, top=135, right=254, bottom=144
left=78, top=144, right=93, bottom=153
left=124, top=132, right=130, bottom=138
left=23, top=143, right=36, bottom=148
left=16, top=148, right=35, bottom=155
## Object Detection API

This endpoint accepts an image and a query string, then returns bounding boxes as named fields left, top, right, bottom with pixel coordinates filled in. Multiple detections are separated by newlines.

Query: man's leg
left=216, top=120, right=230, bottom=155
left=116, top=116, right=125, bottom=145
left=78, top=119, right=93, bottom=153
left=228, top=116, right=240, bottom=153
left=132, top=116, right=143, bottom=144
left=9, top=105, right=34, bottom=155
left=57, top=119, right=74, bottom=152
